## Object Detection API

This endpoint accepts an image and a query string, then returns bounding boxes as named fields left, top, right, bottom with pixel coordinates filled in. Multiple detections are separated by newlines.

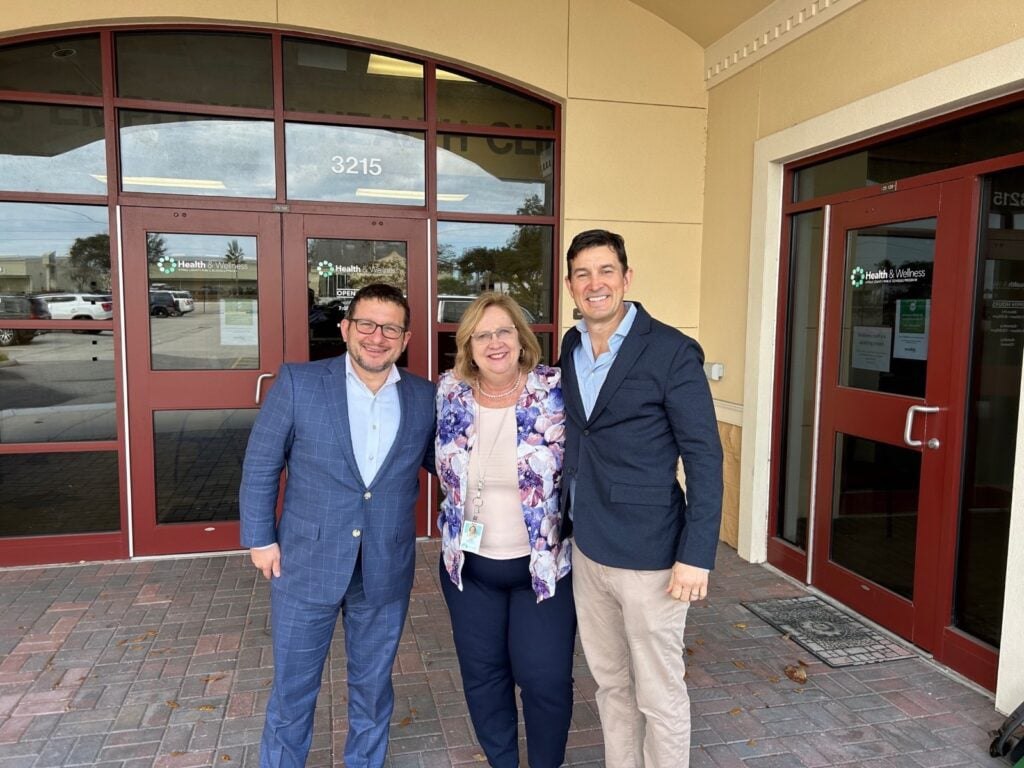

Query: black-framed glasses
left=348, top=318, right=406, bottom=339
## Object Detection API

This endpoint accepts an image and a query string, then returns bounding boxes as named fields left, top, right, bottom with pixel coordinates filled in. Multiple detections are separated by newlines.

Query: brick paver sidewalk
left=0, top=541, right=1005, bottom=767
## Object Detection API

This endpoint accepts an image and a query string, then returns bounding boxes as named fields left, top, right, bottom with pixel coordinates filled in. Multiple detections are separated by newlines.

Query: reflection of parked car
left=39, top=293, right=114, bottom=321
left=169, top=291, right=195, bottom=314
left=437, top=294, right=537, bottom=323
left=0, top=294, right=35, bottom=346
left=149, top=291, right=180, bottom=317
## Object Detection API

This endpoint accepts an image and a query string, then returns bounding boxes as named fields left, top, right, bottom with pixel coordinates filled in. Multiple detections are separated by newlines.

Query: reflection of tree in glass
left=68, top=234, right=111, bottom=291
left=146, top=233, right=167, bottom=264
left=224, top=239, right=246, bottom=296
left=348, top=249, right=406, bottom=290
left=450, top=195, right=547, bottom=318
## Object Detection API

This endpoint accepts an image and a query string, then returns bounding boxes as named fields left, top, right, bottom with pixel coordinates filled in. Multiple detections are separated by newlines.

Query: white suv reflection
left=38, top=293, right=114, bottom=321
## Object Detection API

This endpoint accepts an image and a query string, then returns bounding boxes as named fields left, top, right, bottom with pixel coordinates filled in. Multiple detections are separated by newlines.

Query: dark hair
left=345, top=283, right=410, bottom=328
left=566, top=229, right=628, bottom=272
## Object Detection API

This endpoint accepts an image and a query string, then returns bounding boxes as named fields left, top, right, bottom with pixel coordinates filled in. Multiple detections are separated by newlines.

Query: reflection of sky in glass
left=286, top=124, right=425, bottom=203
left=120, top=116, right=275, bottom=197
left=157, top=234, right=258, bottom=262
left=0, top=203, right=108, bottom=258
left=0, top=136, right=105, bottom=195
left=437, top=221, right=520, bottom=257
left=436, top=139, right=551, bottom=215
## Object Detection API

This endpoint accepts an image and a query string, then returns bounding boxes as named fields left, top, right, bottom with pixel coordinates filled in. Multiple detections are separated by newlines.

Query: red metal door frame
left=123, top=206, right=284, bottom=556
left=812, top=179, right=974, bottom=651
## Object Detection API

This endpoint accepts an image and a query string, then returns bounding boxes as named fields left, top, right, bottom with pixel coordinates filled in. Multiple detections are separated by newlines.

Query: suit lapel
left=586, top=304, right=651, bottom=424
left=324, top=356, right=360, bottom=479
left=560, top=329, right=587, bottom=425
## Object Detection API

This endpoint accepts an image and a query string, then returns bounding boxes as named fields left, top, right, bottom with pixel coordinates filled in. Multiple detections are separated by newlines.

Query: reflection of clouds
left=0, top=202, right=108, bottom=258
left=437, top=221, right=519, bottom=257
left=286, top=124, right=425, bottom=202
left=437, top=145, right=546, bottom=215
left=0, top=138, right=106, bottom=196
left=120, top=117, right=276, bottom=198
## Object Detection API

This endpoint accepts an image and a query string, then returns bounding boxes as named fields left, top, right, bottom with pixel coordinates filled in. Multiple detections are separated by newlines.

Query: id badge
left=460, top=520, right=484, bottom=553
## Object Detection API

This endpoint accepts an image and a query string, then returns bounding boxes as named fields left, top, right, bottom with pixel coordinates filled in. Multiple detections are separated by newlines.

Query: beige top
left=468, top=403, right=531, bottom=559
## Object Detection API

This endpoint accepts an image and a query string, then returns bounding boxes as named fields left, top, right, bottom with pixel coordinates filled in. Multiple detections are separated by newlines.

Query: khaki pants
left=572, top=546, right=691, bottom=768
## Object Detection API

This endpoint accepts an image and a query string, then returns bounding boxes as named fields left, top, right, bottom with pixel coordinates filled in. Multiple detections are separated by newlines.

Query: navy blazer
left=559, top=303, right=724, bottom=571
left=239, top=356, right=436, bottom=606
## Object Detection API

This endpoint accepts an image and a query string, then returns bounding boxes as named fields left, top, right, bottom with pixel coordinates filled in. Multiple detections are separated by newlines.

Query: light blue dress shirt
left=573, top=302, right=638, bottom=419
left=345, top=354, right=402, bottom=486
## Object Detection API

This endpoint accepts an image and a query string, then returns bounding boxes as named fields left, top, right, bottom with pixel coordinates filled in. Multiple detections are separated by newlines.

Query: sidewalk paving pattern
left=0, top=540, right=1005, bottom=767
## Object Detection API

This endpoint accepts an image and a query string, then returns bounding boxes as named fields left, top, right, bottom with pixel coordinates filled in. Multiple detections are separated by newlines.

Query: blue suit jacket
left=559, top=303, right=724, bottom=571
left=239, top=356, right=436, bottom=605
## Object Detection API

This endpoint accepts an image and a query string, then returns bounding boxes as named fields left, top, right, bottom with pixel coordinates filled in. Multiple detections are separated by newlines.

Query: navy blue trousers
left=440, top=553, right=576, bottom=768
left=261, top=553, right=408, bottom=768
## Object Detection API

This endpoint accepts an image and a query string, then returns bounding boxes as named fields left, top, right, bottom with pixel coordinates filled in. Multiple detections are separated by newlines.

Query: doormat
left=741, top=595, right=916, bottom=667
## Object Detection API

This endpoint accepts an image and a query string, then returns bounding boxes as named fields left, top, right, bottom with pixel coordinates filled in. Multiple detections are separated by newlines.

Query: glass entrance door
left=123, top=207, right=284, bottom=555
left=813, top=180, right=973, bottom=650
left=282, top=214, right=431, bottom=534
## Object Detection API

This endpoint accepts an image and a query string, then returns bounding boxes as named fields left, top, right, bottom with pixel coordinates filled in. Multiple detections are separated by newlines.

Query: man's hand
left=666, top=561, right=709, bottom=602
left=250, top=544, right=281, bottom=580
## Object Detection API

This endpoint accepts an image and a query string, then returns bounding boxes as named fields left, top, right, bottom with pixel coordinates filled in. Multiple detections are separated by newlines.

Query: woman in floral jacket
left=436, top=293, right=574, bottom=768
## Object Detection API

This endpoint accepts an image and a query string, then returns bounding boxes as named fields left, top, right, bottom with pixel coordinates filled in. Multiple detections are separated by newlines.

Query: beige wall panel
left=560, top=220, right=701, bottom=333
left=718, top=422, right=741, bottom=549
left=1, top=1, right=277, bottom=35
left=757, top=0, right=1024, bottom=136
left=278, top=0, right=570, bottom=98
left=564, top=100, right=706, bottom=224
left=567, top=0, right=705, bottom=107
left=700, top=68, right=761, bottom=405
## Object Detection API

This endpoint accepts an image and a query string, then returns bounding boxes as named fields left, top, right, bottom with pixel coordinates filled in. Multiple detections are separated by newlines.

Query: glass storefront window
left=0, top=330, right=115, bottom=443
left=953, top=171, right=1023, bottom=647
left=0, top=202, right=110, bottom=296
left=147, top=233, right=259, bottom=370
left=793, top=100, right=1024, bottom=202
left=119, top=111, right=275, bottom=198
left=153, top=409, right=257, bottom=524
left=283, top=39, right=424, bottom=120
left=0, top=451, right=120, bottom=536
left=437, top=68, right=554, bottom=130
left=436, top=221, right=553, bottom=323
left=776, top=210, right=824, bottom=549
left=285, top=123, right=425, bottom=204
left=0, top=35, right=102, bottom=97
left=116, top=32, right=273, bottom=109
left=0, top=102, right=105, bottom=194
left=437, top=134, right=553, bottom=215
left=839, top=219, right=936, bottom=398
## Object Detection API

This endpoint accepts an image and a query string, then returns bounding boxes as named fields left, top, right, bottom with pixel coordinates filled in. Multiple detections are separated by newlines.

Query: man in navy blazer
left=560, top=230, right=723, bottom=768
left=240, top=284, right=435, bottom=768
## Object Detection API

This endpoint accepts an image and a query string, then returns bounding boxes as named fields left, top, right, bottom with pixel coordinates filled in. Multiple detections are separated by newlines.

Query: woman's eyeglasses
left=471, top=327, right=516, bottom=344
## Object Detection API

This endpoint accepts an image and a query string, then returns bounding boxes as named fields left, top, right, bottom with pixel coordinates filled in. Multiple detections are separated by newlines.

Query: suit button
left=352, top=529, right=362, bottom=537
left=583, top=429, right=590, bottom=436
left=363, top=491, right=372, bottom=500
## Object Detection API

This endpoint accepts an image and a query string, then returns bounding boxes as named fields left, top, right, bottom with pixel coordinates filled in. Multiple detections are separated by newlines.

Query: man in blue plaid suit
left=240, top=283, right=436, bottom=768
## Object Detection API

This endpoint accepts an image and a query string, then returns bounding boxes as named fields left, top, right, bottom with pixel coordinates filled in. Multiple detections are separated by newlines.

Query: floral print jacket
left=435, top=365, right=571, bottom=601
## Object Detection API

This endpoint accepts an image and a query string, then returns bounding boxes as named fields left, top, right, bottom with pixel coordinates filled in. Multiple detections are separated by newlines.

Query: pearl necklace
left=476, top=371, right=522, bottom=399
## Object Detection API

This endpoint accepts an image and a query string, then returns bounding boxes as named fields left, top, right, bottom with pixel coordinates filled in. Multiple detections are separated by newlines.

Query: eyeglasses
left=471, top=326, right=516, bottom=344
left=348, top=318, right=406, bottom=339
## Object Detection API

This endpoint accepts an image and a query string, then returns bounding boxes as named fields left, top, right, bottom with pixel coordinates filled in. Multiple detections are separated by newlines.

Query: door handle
left=255, top=372, right=276, bottom=405
left=903, top=405, right=940, bottom=448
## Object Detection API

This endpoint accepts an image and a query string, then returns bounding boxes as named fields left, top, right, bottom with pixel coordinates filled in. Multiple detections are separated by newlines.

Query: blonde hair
left=453, top=293, right=541, bottom=382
